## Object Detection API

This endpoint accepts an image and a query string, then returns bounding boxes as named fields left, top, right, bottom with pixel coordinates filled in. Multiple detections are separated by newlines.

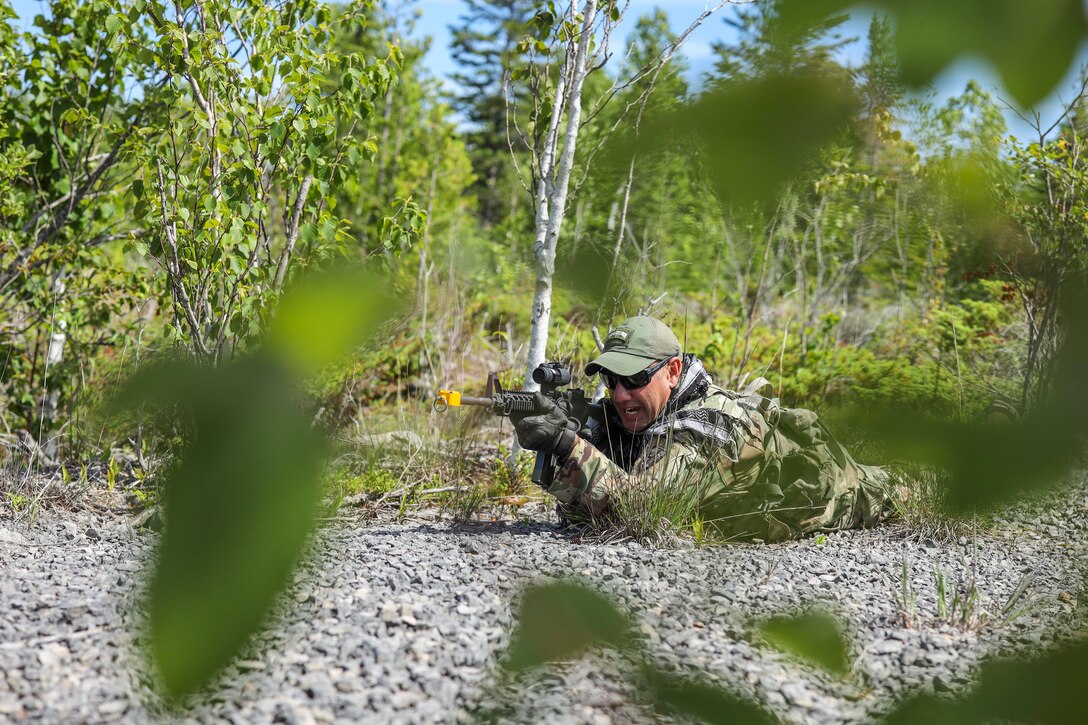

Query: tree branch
left=273, top=175, right=314, bottom=293
left=156, top=159, right=210, bottom=357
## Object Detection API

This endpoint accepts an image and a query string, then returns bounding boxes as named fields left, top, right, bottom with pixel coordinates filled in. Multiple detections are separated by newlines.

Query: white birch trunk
left=524, top=0, right=598, bottom=390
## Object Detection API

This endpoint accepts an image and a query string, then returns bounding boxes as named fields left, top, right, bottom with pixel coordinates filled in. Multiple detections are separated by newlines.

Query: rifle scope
left=532, top=363, right=571, bottom=387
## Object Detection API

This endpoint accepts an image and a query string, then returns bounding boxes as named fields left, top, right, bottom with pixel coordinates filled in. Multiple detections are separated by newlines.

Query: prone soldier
left=507, top=315, right=900, bottom=542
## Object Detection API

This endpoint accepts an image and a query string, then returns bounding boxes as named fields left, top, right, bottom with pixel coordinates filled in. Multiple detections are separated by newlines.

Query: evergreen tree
left=709, top=0, right=852, bottom=83
left=619, top=8, right=689, bottom=101
left=858, top=13, right=900, bottom=121
left=448, top=0, right=535, bottom=226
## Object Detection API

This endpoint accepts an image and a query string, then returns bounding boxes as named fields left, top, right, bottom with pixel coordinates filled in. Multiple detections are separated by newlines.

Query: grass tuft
left=583, top=458, right=715, bottom=547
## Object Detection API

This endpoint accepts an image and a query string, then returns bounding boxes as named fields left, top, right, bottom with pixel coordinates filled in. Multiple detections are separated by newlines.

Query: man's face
left=606, top=357, right=683, bottom=433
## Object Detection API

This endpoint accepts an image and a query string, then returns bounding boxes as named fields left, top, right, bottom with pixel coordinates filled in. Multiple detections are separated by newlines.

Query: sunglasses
left=601, top=357, right=671, bottom=390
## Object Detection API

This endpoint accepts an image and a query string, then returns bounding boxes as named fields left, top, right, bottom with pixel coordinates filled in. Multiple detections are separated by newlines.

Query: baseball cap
left=585, top=316, right=682, bottom=376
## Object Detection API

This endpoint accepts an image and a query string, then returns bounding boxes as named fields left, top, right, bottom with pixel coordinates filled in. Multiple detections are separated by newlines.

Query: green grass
left=320, top=402, right=544, bottom=523
left=580, top=456, right=716, bottom=547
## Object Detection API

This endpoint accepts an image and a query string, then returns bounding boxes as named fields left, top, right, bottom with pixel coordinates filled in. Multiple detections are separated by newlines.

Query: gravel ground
left=1, top=476, right=1086, bottom=724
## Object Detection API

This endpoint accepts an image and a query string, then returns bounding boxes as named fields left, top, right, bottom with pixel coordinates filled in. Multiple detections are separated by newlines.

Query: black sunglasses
left=601, top=357, right=671, bottom=390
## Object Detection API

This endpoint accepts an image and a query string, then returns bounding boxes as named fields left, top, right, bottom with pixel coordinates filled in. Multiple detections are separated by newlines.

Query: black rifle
left=434, top=362, right=604, bottom=486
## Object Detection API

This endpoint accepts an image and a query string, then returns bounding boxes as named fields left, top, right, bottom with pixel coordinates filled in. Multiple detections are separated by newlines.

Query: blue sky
left=6, top=0, right=1081, bottom=139
left=408, top=0, right=746, bottom=86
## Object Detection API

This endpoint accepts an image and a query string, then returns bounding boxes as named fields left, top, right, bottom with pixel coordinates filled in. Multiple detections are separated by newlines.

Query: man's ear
left=666, top=356, right=683, bottom=387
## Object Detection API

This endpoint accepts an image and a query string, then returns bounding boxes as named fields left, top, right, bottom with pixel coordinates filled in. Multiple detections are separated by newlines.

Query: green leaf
left=503, top=582, right=631, bottom=673
left=266, top=267, right=404, bottom=376
left=620, top=72, right=857, bottom=207
left=859, top=409, right=1076, bottom=513
left=118, top=360, right=324, bottom=699
left=857, top=282, right=1088, bottom=513
left=556, top=244, right=611, bottom=306
left=779, top=0, right=1088, bottom=108
left=882, top=639, right=1088, bottom=724
left=641, top=666, right=778, bottom=725
left=757, top=611, right=851, bottom=675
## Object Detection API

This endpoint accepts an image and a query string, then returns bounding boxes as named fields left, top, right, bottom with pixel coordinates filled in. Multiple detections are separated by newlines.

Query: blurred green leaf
left=859, top=282, right=1088, bottom=514
left=640, top=665, right=778, bottom=725
left=779, top=0, right=1087, bottom=107
left=880, top=694, right=967, bottom=725
left=124, top=359, right=324, bottom=698
left=556, top=245, right=612, bottom=306
left=266, top=267, right=404, bottom=376
left=622, top=73, right=857, bottom=207
left=936, top=155, right=1022, bottom=252
left=503, top=582, right=631, bottom=672
left=865, top=411, right=1077, bottom=513
left=757, top=610, right=851, bottom=675
left=1048, top=283, right=1088, bottom=433
left=883, top=639, right=1088, bottom=724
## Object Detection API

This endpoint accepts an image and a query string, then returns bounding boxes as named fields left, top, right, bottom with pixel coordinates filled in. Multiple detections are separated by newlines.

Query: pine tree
left=709, top=0, right=851, bottom=83
left=858, top=13, right=900, bottom=121
left=448, top=0, right=535, bottom=226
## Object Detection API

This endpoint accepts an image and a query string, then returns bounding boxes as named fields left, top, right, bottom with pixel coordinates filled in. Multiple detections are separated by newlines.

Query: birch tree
left=513, top=0, right=738, bottom=388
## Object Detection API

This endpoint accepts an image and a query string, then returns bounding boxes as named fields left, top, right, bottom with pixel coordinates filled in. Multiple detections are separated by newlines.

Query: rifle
left=433, top=362, right=604, bottom=487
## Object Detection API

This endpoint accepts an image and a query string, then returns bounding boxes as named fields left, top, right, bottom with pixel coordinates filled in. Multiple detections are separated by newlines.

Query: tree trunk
left=524, top=0, right=599, bottom=389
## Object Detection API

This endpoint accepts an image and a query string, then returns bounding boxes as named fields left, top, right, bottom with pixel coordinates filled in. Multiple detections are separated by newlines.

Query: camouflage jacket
left=548, top=355, right=896, bottom=542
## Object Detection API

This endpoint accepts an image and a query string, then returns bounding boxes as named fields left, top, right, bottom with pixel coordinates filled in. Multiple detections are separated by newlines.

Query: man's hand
left=511, top=392, right=576, bottom=458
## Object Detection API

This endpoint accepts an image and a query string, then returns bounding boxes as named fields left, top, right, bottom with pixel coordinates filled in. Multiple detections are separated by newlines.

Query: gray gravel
left=1, top=476, right=1085, bottom=724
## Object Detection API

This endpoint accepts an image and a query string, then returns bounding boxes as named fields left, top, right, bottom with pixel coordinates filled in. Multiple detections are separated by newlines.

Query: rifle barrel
left=458, top=396, right=493, bottom=407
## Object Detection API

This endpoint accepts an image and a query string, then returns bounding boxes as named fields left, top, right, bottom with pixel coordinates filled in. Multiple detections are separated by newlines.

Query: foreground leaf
left=503, top=582, right=631, bottom=672
left=857, top=283, right=1088, bottom=513
left=140, top=360, right=324, bottom=698
left=780, top=0, right=1087, bottom=108
left=555, top=243, right=613, bottom=307
left=757, top=610, right=851, bottom=675
left=266, top=267, right=405, bottom=377
left=883, top=639, right=1088, bottom=724
left=619, top=72, right=857, bottom=207
left=640, top=666, right=778, bottom=725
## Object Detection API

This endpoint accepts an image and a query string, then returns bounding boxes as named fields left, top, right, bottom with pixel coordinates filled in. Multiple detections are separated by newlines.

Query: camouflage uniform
left=547, top=356, right=897, bottom=542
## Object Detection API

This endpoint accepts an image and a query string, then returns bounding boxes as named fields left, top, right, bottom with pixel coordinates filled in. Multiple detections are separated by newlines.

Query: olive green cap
left=585, top=316, right=682, bottom=376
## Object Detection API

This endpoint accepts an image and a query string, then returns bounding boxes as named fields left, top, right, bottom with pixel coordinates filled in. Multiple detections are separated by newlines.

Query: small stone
left=870, top=639, right=904, bottom=655
left=928, top=635, right=953, bottom=649
left=85, top=527, right=99, bottom=540
left=0, top=527, right=28, bottom=546
left=381, top=602, right=399, bottom=623
left=38, top=643, right=70, bottom=668
left=933, top=675, right=957, bottom=693
left=98, top=701, right=126, bottom=717
left=0, top=695, right=22, bottom=715
left=390, top=691, right=419, bottom=709
left=780, top=682, right=817, bottom=708
left=335, top=680, right=358, bottom=694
